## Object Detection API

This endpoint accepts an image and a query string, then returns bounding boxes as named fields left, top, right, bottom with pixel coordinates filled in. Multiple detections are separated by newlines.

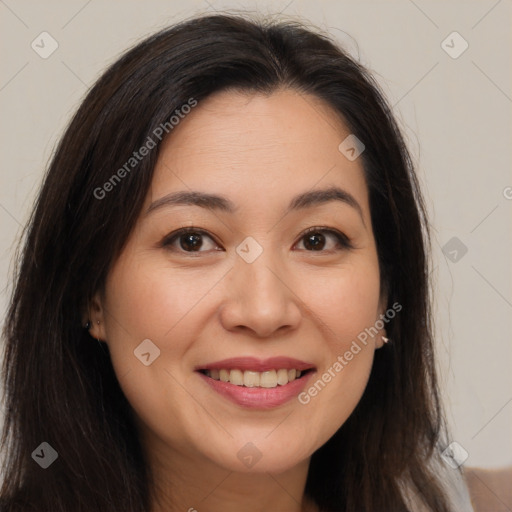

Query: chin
left=204, top=440, right=311, bottom=475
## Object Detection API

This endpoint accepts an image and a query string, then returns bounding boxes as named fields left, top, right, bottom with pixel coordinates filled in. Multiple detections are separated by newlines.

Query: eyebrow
left=145, top=186, right=365, bottom=223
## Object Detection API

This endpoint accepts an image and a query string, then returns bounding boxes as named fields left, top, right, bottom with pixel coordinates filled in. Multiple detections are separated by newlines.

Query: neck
left=145, top=435, right=315, bottom=512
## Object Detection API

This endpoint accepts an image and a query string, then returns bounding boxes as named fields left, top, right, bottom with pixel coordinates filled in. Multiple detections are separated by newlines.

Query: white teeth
left=243, top=371, right=260, bottom=388
left=229, top=369, right=244, bottom=386
left=277, top=369, right=288, bottom=386
left=204, top=368, right=307, bottom=387
left=260, top=370, right=277, bottom=388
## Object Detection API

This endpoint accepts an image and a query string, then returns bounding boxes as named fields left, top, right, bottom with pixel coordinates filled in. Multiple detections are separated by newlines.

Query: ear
left=84, top=291, right=108, bottom=342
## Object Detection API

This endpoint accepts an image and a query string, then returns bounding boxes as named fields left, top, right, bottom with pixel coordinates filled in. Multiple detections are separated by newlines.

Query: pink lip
left=195, top=356, right=315, bottom=373
left=197, top=370, right=315, bottom=409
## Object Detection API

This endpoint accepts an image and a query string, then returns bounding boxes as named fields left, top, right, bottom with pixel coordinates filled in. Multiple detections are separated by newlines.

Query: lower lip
left=197, top=371, right=315, bottom=409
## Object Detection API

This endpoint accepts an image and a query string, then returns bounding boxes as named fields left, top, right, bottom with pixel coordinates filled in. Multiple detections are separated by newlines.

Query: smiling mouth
left=197, top=368, right=315, bottom=388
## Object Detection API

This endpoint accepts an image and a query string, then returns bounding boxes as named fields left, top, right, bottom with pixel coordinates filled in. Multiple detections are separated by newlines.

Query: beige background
left=0, top=0, right=510, bottom=469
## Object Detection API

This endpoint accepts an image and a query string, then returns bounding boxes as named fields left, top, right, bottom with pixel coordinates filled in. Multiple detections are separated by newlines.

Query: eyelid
left=161, top=227, right=220, bottom=251
left=296, top=226, right=353, bottom=250
left=161, top=226, right=353, bottom=253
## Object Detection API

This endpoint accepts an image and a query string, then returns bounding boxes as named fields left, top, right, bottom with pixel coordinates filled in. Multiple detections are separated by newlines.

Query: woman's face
left=91, top=89, right=386, bottom=476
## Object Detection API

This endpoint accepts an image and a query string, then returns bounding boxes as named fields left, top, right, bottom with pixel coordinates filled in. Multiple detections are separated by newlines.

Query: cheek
left=294, top=258, right=380, bottom=433
left=103, top=253, right=229, bottom=346
left=99, top=255, right=216, bottom=448
left=301, top=257, right=381, bottom=347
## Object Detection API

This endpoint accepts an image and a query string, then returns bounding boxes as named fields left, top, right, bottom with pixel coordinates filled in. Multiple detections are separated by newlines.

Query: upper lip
left=196, top=357, right=316, bottom=373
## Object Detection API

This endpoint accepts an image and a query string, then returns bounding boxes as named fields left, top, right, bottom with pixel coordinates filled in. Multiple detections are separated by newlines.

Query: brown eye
left=302, top=231, right=327, bottom=251
left=296, top=228, right=352, bottom=252
left=179, top=232, right=203, bottom=251
left=162, top=228, right=220, bottom=253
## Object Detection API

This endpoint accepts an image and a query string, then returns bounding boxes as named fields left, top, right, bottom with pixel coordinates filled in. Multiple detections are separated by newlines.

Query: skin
left=88, top=88, right=388, bottom=512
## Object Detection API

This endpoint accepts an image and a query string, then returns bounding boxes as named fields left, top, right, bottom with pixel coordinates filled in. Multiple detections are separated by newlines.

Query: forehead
left=148, top=89, right=369, bottom=217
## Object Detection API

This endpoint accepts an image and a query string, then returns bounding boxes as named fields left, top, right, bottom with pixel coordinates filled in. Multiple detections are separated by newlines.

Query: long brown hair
left=1, top=13, right=454, bottom=511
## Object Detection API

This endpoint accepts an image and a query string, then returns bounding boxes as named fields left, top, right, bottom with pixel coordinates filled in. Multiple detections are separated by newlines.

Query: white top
left=401, top=452, right=475, bottom=511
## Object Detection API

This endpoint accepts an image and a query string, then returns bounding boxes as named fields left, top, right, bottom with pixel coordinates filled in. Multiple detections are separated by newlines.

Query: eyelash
left=160, top=226, right=353, bottom=255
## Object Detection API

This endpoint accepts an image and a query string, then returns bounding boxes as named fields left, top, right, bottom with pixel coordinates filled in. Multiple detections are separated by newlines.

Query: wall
left=0, top=0, right=510, bottom=469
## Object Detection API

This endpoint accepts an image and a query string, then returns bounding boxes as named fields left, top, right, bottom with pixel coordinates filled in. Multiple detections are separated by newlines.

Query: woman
left=0, top=13, right=475, bottom=512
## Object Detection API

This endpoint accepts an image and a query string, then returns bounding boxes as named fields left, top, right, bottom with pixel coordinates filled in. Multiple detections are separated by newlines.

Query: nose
left=219, top=252, right=302, bottom=338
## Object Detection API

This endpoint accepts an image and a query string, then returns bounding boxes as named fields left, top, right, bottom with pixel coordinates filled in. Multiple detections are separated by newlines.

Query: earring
left=84, top=320, right=100, bottom=329
left=382, top=336, right=390, bottom=345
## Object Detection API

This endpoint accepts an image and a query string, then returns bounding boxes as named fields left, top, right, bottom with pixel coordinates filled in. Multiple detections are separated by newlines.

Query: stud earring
left=84, top=319, right=100, bottom=329
left=382, top=336, right=390, bottom=344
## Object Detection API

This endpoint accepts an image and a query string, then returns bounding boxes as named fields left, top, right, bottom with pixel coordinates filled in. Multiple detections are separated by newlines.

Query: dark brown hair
left=1, top=13, right=454, bottom=512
